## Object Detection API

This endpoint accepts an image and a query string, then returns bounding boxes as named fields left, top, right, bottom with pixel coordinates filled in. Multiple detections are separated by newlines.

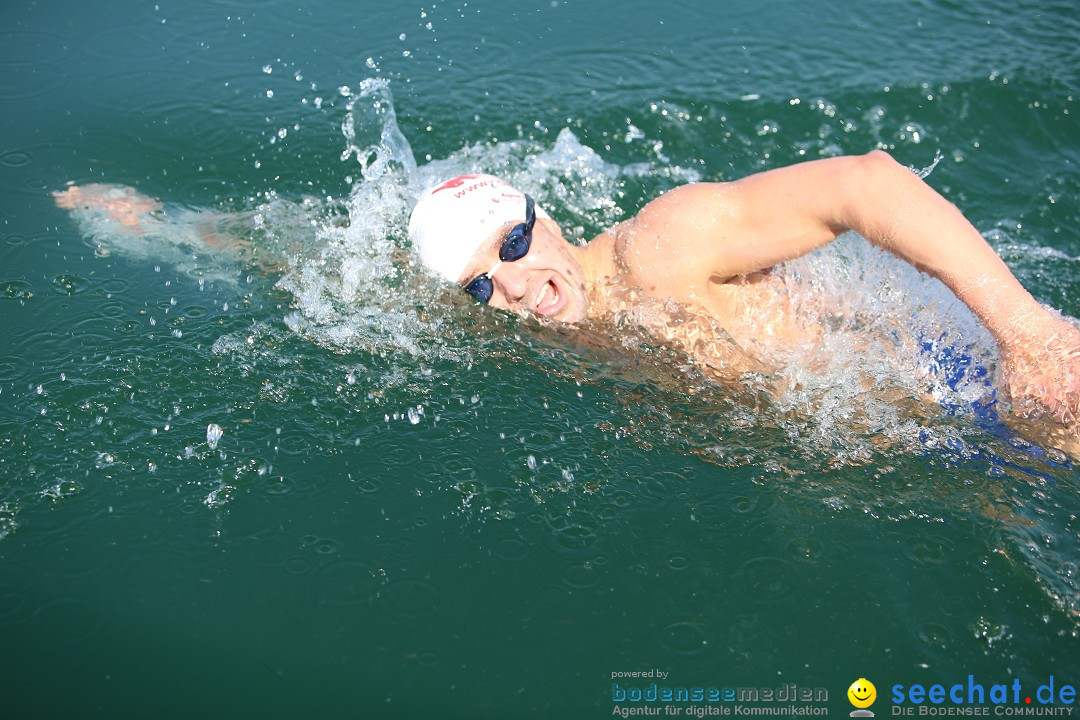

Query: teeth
left=533, top=280, right=562, bottom=313
left=536, top=283, right=550, bottom=310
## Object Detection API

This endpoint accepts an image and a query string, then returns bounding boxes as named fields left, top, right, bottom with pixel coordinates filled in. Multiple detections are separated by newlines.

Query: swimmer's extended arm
left=624, top=151, right=1079, bottom=424
left=53, top=183, right=280, bottom=269
left=631, top=151, right=1035, bottom=339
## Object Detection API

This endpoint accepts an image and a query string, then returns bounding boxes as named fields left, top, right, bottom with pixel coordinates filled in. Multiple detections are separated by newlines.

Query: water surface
left=2, top=0, right=1079, bottom=717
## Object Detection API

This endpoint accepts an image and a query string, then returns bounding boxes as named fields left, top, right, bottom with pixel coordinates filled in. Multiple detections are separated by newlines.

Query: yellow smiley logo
left=848, top=678, right=876, bottom=709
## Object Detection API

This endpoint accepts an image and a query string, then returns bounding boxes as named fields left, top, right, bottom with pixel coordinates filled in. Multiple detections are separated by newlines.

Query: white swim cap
left=408, top=174, right=547, bottom=283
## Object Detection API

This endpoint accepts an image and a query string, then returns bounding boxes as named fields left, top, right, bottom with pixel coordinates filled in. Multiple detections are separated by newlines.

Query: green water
left=2, top=0, right=1079, bottom=717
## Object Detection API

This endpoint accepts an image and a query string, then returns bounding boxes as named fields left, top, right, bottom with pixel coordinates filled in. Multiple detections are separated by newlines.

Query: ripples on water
left=10, top=67, right=1080, bottom=635
left=58, top=78, right=1068, bottom=619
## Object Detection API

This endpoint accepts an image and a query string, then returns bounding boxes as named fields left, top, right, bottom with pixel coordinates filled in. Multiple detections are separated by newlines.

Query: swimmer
left=54, top=152, right=1080, bottom=444
left=408, top=156, right=1079, bottom=437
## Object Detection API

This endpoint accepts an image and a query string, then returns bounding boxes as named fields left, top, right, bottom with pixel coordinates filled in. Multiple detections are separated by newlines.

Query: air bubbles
left=0, top=502, right=17, bottom=540
left=755, top=120, right=779, bottom=136
left=809, top=97, right=837, bottom=117
left=897, top=122, right=925, bottom=144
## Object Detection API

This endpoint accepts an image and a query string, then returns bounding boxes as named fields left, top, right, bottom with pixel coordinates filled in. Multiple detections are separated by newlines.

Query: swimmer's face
left=458, top=214, right=590, bottom=323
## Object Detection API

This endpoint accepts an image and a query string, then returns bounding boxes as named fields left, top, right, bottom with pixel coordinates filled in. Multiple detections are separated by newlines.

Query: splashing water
left=55, top=79, right=1073, bottom=485
left=42, top=73, right=1080, bottom=631
left=268, top=79, right=705, bottom=367
left=64, top=76, right=1054, bottom=472
left=339, top=78, right=418, bottom=181
left=206, top=423, right=224, bottom=450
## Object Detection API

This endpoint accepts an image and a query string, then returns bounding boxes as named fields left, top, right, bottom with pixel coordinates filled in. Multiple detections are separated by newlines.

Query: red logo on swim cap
left=431, top=175, right=480, bottom=194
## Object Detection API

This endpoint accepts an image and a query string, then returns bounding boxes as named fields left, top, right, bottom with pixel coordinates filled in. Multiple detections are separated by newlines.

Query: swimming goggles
left=463, top=194, right=536, bottom=304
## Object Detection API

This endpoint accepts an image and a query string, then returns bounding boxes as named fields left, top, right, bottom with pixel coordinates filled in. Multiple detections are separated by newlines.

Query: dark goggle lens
left=499, top=225, right=530, bottom=262
left=499, top=194, right=535, bottom=262
left=464, top=194, right=535, bottom=305
left=464, top=275, right=494, bottom=303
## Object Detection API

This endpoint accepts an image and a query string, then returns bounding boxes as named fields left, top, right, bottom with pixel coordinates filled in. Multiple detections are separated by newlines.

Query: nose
left=492, top=261, right=529, bottom=304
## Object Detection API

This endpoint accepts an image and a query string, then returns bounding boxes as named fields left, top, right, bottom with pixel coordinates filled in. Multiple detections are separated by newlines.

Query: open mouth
left=534, top=278, right=564, bottom=316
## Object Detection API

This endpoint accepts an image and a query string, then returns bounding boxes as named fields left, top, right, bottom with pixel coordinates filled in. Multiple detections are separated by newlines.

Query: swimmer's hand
left=54, top=182, right=270, bottom=270
left=53, top=183, right=163, bottom=230
left=998, top=308, right=1080, bottom=428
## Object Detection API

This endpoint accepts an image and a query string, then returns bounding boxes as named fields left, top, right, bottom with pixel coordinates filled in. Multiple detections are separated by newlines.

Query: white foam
left=72, top=77, right=1059, bottom=467
left=271, top=80, right=702, bottom=366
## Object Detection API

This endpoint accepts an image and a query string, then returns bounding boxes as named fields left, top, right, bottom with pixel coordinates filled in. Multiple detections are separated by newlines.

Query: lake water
left=2, top=0, right=1078, bottom=717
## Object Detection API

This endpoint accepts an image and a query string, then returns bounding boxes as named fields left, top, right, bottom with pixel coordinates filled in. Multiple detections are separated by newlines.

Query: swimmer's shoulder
left=602, top=182, right=744, bottom=289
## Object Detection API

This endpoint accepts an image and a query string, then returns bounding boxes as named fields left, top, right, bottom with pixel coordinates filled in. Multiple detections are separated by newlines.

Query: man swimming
left=55, top=150, right=1080, bottom=441
left=407, top=153, right=1079, bottom=433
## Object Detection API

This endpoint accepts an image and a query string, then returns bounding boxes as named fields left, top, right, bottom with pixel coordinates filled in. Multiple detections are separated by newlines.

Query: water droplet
left=206, top=423, right=223, bottom=450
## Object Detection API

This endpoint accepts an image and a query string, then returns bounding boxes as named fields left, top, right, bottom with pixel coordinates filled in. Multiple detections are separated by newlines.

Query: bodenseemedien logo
left=849, top=678, right=877, bottom=717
